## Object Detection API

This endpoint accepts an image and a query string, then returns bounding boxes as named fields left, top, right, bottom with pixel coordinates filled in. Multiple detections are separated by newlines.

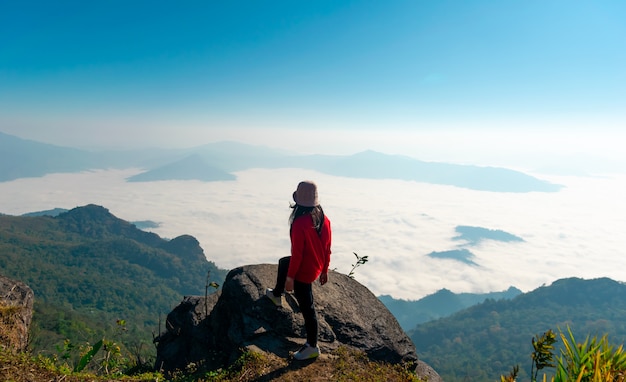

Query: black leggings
left=273, top=256, right=319, bottom=347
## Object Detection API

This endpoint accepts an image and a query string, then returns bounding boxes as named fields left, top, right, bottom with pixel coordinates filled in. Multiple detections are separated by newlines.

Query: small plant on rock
left=348, top=252, right=369, bottom=279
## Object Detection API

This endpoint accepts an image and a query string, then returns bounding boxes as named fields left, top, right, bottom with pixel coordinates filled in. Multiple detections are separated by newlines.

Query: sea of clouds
left=1, top=167, right=625, bottom=300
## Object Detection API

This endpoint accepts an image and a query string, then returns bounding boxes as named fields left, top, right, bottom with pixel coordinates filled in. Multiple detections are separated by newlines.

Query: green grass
left=0, top=345, right=423, bottom=382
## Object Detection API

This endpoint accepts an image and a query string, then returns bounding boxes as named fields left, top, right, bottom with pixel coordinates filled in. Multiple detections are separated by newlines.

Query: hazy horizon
left=3, top=129, right=626, bottom=178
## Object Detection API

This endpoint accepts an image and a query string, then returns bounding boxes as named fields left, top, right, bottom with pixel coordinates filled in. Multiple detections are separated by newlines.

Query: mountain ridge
left=126, top=153, right=236, bottom=182
left=379, top=285, right=523, bottom=331
left=0, top=204, right=229, bottom=354
left=0, top=131, right=561, bottom=192
left=410, top=276, right=626, bottom=381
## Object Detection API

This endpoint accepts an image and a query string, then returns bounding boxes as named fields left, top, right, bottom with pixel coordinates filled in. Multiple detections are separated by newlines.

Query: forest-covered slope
left=0, top=204, right=229, bottom=355
left=410, top=277, right=626, bottom=382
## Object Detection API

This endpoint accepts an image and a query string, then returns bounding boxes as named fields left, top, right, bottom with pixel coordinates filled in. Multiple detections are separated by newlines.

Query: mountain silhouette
left=380, top=286, right=522, bottom=330
left=127, top=154, right=235, bottom=182
left=0, top=131, right=562, bottom=192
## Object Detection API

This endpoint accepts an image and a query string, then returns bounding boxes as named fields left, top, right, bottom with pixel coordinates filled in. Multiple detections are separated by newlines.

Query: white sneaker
left=293, top=343, right=320, bottom=360
left=265, top=288, right=282, bottom=307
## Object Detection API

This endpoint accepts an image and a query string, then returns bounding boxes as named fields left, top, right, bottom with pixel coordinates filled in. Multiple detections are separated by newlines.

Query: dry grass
left=0, top=302, right=25, bottom=352
left=0, top=345, right=423, bottom=382
left=176, top=346, right=422, bottom=382
left=0, top=349, right=66, bottom=382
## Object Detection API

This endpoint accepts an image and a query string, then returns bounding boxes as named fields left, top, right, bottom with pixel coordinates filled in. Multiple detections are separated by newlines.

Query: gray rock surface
left=155, top=264, right=442, bottom=381
left=0, top=275, right=34, bottom=352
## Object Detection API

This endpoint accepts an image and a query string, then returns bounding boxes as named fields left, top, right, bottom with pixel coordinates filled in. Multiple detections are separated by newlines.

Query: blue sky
left=1, top=1, right=625, bottom=168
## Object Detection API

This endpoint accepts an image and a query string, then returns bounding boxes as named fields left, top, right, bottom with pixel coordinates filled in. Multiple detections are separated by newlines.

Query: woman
left=266, top=180, right=332, bottom=360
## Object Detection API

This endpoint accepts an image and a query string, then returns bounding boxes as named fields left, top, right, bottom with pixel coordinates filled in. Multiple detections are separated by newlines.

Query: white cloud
left=1, top=168, right=625, bottom=300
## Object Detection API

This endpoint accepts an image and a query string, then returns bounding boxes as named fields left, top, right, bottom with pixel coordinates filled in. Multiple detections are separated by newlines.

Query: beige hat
left=293, top=181, right=319, bottom=207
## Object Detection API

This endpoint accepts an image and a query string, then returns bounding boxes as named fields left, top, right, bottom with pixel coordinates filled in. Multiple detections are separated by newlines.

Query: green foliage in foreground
left=502, top=327, right=626, bottom=382
left=2, top=344, right=422, bottom=382
left=34, top=321, right=158, bottom=378
left=555, top=328, right=626, bottom=382
left=32, top=326, right=626, bottom=382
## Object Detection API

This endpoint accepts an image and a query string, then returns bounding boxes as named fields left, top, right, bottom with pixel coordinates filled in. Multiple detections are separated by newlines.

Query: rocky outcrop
left=159, top=234, right=207, bottom=263
left=155, top=264, right=441, bottom=381
left=0, top=275, right=34, bottom=352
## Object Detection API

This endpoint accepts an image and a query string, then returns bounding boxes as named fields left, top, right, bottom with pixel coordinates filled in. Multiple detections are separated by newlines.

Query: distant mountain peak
left=127, top=154, right=236, bottom=182
left=60, top=204, right=115, bottom=222
left=57, top=204, right=160, bottom=243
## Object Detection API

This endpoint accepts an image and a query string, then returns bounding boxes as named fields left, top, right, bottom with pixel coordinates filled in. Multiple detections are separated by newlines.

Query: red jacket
left=287, top=214, right=332, bottom=283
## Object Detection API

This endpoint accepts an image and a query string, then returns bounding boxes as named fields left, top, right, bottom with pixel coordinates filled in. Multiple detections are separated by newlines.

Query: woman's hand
left=285, top=277, right=294, bottom=293
left=319, top=272, right=328, bottom=286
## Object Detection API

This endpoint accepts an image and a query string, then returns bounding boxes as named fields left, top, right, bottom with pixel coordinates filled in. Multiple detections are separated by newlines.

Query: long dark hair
left=290, top=204, right=325, bottom=236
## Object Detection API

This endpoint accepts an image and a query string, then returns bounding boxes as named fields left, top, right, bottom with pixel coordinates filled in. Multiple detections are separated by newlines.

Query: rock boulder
left=155, top=264, right=441, bottom=381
